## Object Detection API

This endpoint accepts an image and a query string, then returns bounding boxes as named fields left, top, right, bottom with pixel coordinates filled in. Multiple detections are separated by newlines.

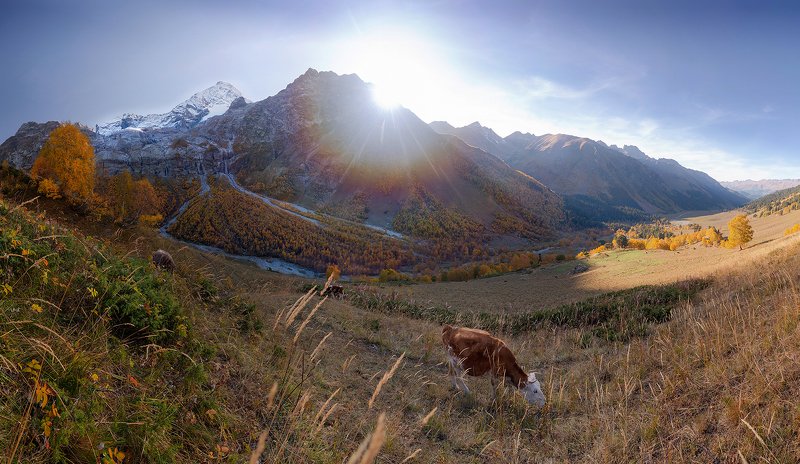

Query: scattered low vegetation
left=581, top=214, right=754, bottom=257
left=347, top=279, right=709, bottom=342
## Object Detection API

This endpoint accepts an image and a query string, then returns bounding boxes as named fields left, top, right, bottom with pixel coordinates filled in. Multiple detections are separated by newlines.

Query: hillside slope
left=743, top=183, right=800, bottom=216
left=5, top=191, right=800, bottom=463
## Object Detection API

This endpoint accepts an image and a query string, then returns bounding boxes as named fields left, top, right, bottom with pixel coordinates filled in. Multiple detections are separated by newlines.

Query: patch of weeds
left=233, top=300, right=262, bottom=333
left=368, top=318, right=381, bottom=332
left=272, top=344, right=287, bottom=360
left=194, top=276, right=218, bottom=302
left=349, top=279, right=710, bottom=342
left=423, top=415, right=448, bottom=441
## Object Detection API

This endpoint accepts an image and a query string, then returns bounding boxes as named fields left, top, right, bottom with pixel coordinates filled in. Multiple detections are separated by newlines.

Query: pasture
left=12, top=199, right=800, bottom=462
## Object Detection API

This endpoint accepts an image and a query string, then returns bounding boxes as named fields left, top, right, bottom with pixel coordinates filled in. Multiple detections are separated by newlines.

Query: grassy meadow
left=4, top=196, right=800, bottom=463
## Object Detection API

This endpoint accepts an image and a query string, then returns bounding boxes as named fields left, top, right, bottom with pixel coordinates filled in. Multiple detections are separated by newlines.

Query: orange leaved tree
left=107, top=170, right=164, bottom=225
left=31, top=123, right=95, bottom=205
left=727, top=214, right=754, bottom=250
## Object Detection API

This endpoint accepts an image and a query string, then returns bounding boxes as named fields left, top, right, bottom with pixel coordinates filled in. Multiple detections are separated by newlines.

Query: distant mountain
left=96, top=81, right=245, bottom=135
left=430, top=121, right=747, bottom=222
left=720, top=179, right=800, bottom=200
left=0, top=69, right=566, bottom=246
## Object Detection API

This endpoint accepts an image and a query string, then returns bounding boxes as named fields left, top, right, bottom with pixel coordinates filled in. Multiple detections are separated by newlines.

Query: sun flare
left=371, top=84, right=400, bottom=109
left=337, top=32, right=451, bottom=114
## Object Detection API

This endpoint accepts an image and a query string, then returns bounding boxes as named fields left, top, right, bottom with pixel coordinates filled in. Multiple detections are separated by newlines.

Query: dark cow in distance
left=152, top=249, right=175, bottom=272
left=322, top=285, right=344, bottom=299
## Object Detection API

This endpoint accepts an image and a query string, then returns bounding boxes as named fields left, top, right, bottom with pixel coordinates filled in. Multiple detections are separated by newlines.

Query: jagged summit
left=96, top=81, right=245, bottom=135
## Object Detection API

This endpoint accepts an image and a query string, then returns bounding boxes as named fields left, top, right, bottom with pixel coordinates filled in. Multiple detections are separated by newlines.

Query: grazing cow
left=322, top=285, right=344, bottom=299
left=442, top=325, right=545, bottom=406
left=152, top=249, right=175, bottom=272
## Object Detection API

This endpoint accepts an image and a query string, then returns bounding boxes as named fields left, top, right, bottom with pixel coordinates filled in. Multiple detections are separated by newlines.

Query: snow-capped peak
left=96, top=81, right=245, bottom=135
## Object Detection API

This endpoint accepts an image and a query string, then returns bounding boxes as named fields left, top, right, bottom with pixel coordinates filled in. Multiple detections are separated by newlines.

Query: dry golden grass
left=394, top=208, right=800, bottom=316
left=13, top=196, right=800, bottom=462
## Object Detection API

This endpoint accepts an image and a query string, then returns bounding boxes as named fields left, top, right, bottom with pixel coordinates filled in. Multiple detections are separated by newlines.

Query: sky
left=1, top=0, right=799, bottom=181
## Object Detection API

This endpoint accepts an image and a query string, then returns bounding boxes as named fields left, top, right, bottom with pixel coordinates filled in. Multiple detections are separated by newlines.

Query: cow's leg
left=490, top=375, right=499, bottom=400
left=457, top=369, right=470, bottom=393
left=447, top=356, right=460, bottom=390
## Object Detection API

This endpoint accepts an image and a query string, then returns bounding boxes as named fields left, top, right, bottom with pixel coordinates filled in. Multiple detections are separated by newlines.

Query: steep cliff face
left=0, top=121, right=61, bottom=170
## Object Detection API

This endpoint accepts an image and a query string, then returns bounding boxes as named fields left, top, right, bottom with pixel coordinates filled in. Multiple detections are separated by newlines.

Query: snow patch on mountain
left=96, top=81, right=245, bottom=135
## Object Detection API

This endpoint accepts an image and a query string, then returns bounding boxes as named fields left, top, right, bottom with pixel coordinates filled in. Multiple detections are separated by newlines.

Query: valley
left=3, top=2, right=799, bottom=462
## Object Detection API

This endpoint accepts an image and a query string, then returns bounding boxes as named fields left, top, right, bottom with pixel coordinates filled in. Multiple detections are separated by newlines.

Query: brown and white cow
left=442, top=325, right=545, bottom=406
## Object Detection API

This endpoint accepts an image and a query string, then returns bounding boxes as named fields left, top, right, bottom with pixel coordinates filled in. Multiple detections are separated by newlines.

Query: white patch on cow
left=521, top=372, right=546, bottom=407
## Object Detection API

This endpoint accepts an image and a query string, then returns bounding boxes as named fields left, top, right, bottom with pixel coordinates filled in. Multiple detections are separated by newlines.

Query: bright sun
left=341, top=33, right=439, bottom=111
left=333, top=29, right=469, bottom=122
left=371, top=84, right=400, bottom=109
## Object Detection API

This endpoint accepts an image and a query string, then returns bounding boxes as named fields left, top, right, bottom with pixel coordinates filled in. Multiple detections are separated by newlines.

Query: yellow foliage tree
left=326, top=264, right=341, bottom=281
left=727, top=214, right=754, bottom=250
left=106, top=170, right=164, bottom=225
left=37, top=178, right=62, bottom=199
left=31, top=124, right=95, bottom=205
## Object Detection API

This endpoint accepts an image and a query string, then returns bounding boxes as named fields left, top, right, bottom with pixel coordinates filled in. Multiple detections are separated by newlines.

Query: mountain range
left=0, top=68, right=746, bottom=241
left=720, top=179, right=800, bottom=200
left=429, top=121, right=747, bottom=222
left=0, top=70, right=565, bottom=247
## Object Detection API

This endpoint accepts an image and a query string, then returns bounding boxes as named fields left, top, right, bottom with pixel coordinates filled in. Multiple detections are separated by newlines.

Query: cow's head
left=521, top=372, right=546, bottom=407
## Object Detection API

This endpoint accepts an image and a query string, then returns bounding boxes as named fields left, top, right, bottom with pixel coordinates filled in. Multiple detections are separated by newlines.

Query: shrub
left=37, top=178, right=62, bottom=199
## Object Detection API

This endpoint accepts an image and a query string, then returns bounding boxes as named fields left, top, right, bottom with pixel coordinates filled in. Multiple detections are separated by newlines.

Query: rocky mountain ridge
left=429, top=121, right=747, bottom=218
left=96, top=81, right=245, bottom=135
left=0, top=69, right=566, bottom=241
left=720, top=179, right=800, bottom=200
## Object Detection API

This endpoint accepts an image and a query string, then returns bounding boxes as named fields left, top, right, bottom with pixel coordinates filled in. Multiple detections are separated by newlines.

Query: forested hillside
left=167, top=176, right=416, bottom=275
left=743, top=184, right=800, bottom=216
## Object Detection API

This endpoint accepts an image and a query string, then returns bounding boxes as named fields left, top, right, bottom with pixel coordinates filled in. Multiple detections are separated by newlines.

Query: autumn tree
left=727, top=214, right=754, bottom=250
left=326, top=264, right=341, bottom=281
left=106, top=170, right=164, bottom=225
left=31, top=124, right=95, bottom=205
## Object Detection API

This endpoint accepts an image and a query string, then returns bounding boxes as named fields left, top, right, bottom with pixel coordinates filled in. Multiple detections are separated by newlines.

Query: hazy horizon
left=2, top=0, right=799, bottom=181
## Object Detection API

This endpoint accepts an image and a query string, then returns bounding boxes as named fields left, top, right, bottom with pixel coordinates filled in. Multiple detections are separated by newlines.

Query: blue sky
left=1, top=0, right=798, bottom=181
